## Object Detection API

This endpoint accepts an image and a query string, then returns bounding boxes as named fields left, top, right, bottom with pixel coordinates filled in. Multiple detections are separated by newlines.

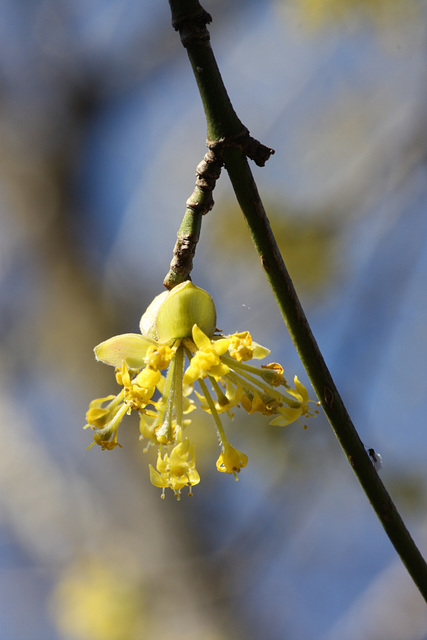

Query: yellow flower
left=228, top=331, right=270, bottom=361
left=183, top=325, right=230, bottom=384
left=261, top=362, right=288, bottom=387
left=216, top=442, right=248, bottom=479
left=144, top=344, right=175, bottom=370
left=92, top=427, right=123, bottom=450
left=240, top=391, right=282, bottom=416
left=84, top=395, right=128, bottom=450
left=85, top=281, right=317, bottom=498
left=85, top=395, right=119, bottom=429
left=269, top=376, right=314, bottom=426
left=195, top=379, right=243, bottom=415
left=123, top=366, right=162, bottom=411
left=149, top=439, right=200, bottom=499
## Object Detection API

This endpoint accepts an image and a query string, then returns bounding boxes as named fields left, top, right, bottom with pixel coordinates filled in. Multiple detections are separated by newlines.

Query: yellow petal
left=213, top=338, right=231, bottom=356
left=192, top=324, right=212, bottom=350
left=294, top=376, right=309, bottom=404
left=183, top=363, right=201, bottom=385
left=216, top=443, right=248, bottom=474
left=187, top=468, right=200, bottom=485
left=269, top=407, right=302, bottom=426
left=149, top=465, right=167, bottom=488
left=251, top=343, right=271, bottom=359
left=208, top=362, right=230, bottom=379
left=94, top=333, right=156, bottom=369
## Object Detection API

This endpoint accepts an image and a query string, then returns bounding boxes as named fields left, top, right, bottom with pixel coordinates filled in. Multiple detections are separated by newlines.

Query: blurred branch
left=167, top=0, right=427, bottom=600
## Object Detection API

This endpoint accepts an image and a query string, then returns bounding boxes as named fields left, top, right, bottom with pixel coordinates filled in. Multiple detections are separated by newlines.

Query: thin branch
left=164, top=149, right=222, bottom=289
left=163, top=137, right=274, bottom=289
left=167, top=0, right=427, bottom=600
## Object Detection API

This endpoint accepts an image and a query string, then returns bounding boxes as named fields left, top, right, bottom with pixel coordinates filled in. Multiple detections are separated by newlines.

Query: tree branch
left=165, top=0, right=274, bottom=289
left=167, top=0, right=427, bottom=600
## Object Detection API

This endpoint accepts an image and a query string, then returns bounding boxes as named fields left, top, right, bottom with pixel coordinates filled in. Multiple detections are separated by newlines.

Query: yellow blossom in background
left=85, top=281, right=318, bottom=499
left=280, top=0, right=417, bottom=32
left=50, top=558, right=143, bottom=640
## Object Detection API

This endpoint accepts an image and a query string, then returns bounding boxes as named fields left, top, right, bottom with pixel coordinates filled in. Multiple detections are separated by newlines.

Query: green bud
left=140, top=281, right=216, bottom=343
left=139, top=291, right=168, bottom=339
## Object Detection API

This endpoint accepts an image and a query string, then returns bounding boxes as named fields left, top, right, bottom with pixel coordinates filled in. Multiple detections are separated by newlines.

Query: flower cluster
left=85, top=282, right=317, bottom=499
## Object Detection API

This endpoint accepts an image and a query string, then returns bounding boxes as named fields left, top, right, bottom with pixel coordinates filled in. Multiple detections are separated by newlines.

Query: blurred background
left=1, top=0, right=427, bottom=638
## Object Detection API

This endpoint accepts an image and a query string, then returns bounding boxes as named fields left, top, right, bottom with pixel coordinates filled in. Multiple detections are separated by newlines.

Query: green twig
left=167, top=0, right=427, bottom=599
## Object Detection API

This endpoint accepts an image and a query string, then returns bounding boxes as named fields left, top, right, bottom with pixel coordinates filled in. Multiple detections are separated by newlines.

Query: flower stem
left=198, top=377, right=228, bottom=447
left=224, top=364, right=299, bottom=409
left=155, top=355, right=177, bottom=442
left=174, top=344, right=185, bottom=432
left=168, top=0, right=427, bottom=599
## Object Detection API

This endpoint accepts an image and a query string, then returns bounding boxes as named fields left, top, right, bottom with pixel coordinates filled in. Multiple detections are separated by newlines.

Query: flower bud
left=139, top=291, right=169, bottom=339
left=141, top=281, right=217, bottom=343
